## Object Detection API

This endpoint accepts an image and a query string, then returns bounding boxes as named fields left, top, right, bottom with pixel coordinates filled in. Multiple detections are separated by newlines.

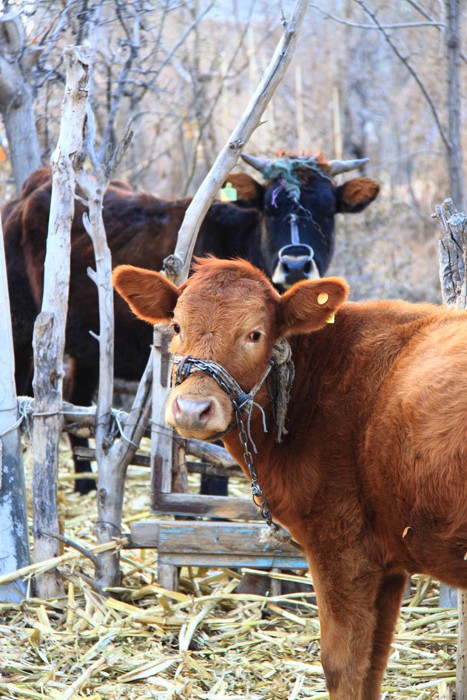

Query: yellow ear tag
left=326, top=312, right=336, bottom=324
left=220, top=182, right=238, bottom=202
left=317, top=292, right=329, bottom=305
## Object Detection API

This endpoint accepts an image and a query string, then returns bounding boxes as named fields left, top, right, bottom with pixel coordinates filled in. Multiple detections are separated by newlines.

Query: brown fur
left=339, top=177, right=381, bottom=210
left=113, top=258, right=467, bottom=700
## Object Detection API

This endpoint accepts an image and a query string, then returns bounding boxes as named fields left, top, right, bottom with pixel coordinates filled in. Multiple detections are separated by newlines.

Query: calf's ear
left=278, top=277, right=349, bottom=336
left=336, top=177, right=380, bottom=213
left=112, top=264, right=179, bottom=324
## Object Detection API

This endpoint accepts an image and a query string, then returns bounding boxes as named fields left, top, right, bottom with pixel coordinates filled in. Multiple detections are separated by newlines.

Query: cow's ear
left=112, top=265, right=179, bottom=324
left=223, top=173, right=264, bottom=208
left=278, top=277, right=349, bottom=336
left=335, top=177, right=380, bottom=213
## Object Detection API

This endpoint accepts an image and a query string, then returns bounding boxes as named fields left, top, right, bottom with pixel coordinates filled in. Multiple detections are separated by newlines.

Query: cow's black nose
left=279, top=244, right=315, bottom=283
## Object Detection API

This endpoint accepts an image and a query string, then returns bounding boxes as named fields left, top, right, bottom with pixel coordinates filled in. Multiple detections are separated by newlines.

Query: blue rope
left=260, top=156, right=332, bottom=203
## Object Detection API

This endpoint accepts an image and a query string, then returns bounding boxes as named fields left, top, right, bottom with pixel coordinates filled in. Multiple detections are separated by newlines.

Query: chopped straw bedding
left=0, top=439, right=458, bottom=699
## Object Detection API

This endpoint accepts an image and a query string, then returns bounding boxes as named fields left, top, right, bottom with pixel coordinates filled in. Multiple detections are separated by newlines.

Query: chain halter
left=172, top=338, right=297, bottom=544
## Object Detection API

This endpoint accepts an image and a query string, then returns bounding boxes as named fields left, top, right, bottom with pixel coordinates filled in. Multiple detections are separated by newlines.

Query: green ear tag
left=220, top=182, right=238, bottom=202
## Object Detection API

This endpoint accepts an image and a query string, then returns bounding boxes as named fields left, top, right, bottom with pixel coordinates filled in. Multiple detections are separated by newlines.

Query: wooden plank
left=185, top=461, right=243, bottom=478
left=158, top=553, right=308, bottom=569
left=151, top=492, right=259, bottom=520
left=128, top=521, right=309, bottom=585
left=184, top=439, right=239, bottom=468
left=157, top=521, right=300, bottom=555
left=73, top=447, right=243, bottom=479
left=129, top=520, right=304, bottom=557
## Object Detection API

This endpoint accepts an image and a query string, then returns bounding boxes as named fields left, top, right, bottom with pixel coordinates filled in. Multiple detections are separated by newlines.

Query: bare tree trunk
left=434, top=198, right=467, bottom=699
left=0, top=214, right=30, bottom=602
left=32, top=46, right=90, bottom=599
left=0, top=13, right=42, bottom=191
left=93, top=356, right=153, bottom=590
left=445, top=0, right=465, bottom=211
left=76, top=118, right=149, bottom=591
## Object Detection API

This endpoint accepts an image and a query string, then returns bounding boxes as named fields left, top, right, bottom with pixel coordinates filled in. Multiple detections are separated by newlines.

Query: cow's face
left=230, top=158, right=379, bottom=291
left=112, top=258, right=349, bottom=442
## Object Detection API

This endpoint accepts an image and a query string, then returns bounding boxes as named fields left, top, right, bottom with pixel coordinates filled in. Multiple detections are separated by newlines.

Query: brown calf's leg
left=309, top=562, right=384, bottom=700
left=360, top=572, right=408, bottom=700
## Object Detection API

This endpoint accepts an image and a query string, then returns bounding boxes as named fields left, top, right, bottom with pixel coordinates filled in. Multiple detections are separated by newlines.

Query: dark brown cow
left=112, top=257, right=467, bottom=699
left=4, top=155, right=379, bottom=493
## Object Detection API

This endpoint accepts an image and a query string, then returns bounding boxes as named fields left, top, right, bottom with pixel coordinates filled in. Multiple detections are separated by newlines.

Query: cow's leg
left=361, top=572, right=407, bottom=699
left=309, top=562, right=383, bottom=700
left=14, top=343, right=34, bottom=396
left=65, top=359, right=98, bottom=494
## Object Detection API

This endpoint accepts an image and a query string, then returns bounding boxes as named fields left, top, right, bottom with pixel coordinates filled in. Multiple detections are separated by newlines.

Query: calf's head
left=112, top=258, right=349, bottom=441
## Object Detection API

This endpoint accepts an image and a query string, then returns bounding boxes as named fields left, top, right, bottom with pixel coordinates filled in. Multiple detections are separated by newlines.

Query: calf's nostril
left=199, top=402, right=213, bottom=420
left=173, top=397, right=182, bottom=421
left=175, top=396, right=213, bottom=426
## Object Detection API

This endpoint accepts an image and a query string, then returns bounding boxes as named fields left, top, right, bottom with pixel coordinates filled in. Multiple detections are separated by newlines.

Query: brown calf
left=113, top=257, right=467, bottom=699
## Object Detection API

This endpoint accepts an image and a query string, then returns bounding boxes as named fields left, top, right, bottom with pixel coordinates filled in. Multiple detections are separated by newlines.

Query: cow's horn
left=328, top=157, right=369, bottom=175
left=241, top=152, right=270, bottom=172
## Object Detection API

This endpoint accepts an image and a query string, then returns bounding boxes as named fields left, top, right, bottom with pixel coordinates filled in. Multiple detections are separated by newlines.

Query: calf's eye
left=248, top=331, right=261, bottom=343
left=172, top=323, right=181, bottom=335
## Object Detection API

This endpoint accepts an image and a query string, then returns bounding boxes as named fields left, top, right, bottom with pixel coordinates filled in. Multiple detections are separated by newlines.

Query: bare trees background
left=0, top=0, right=465, bottom=303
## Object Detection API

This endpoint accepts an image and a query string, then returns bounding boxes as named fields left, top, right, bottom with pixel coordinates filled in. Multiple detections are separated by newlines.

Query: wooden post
left=151, top=326, right=178, bottom=590
left=93, top=354, right=153, bottom=590
left=0, top=214, right=30, bottom=602
left=436, top=199, right=467, bottom=310
left=434, top=198, right=467, bottom=699
left=32, top=46, right=90, bottom=599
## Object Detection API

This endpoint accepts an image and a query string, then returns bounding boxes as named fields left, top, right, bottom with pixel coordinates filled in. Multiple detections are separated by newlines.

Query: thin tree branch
left=353, top=0, right=450, bottom=150
left=405, top=0, right=466, bottom=63
left=97, top=1, right=141, bottom=160
left=143, top=2, right=214, bottom=93
left=311, top=5, right=443, bottom=29
left=404, top=0, right=437, bottom=22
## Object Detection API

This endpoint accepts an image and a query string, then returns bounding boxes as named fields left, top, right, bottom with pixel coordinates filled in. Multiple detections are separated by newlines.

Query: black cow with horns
left=4, top=151, right=379, bottom=493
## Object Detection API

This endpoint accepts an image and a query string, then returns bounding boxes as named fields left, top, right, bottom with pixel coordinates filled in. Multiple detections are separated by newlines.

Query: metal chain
left=235, top=411, right=274, bottom=528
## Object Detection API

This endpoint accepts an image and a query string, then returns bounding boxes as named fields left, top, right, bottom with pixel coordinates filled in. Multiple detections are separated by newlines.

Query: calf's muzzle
left=165, top=379, right=234, bottom=440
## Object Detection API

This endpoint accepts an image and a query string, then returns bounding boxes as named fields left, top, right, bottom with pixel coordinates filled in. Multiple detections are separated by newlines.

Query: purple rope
left=271, top=180, right=285, bottom=208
